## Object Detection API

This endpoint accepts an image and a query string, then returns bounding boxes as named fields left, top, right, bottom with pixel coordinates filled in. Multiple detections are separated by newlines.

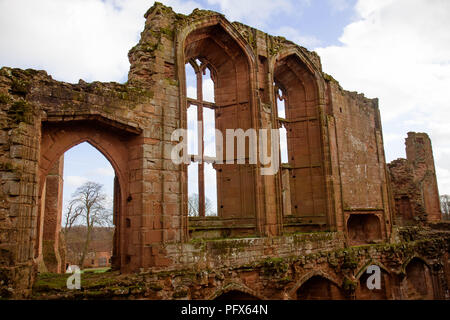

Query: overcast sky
left=1, top=0, right=449, bottom=213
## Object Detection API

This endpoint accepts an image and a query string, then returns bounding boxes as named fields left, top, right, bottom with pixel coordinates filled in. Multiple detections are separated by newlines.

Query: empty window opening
left=276, top=84, right=291, bottom=218
left=203, top=107, right=216, bottom=158
left=203, top=67, right=215, bottom=103
left=280, top=125, right=288, bottom=164
left=274, top=86, right=288, bottom=162
left=204, top=163, right=218, bottom=216
left=186, top=62, right=197, bottom=100
left=187, top=104, right=198, bottom=155
left=186, top=60, right=218, bottom=217
left=276, top=87, right=286, bottom=119
left=188, top=162, right=199, bottom=217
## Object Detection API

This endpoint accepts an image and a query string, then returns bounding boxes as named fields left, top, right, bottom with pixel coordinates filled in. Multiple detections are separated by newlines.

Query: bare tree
left=62, top=202, right=82, bottom=236
left=188, top=193, right=216, bottom=216
left=68, top=181, right=112, bottom=267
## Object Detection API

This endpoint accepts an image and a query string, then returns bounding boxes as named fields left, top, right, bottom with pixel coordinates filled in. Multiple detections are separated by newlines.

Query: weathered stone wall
left=388, top=132, right=442, bottom=224
left=0, top=2, right=447, bottom=299
left=31, top=226, right=450, bottom=300
left=40, top=156, right=64, bottom=273
left=326, top=81, right=392, bottom=242
left=0, top=68, right=149, bottom=297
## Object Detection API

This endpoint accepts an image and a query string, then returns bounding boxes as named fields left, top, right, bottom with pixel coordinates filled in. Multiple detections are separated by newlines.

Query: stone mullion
left=196, top=69, right=205, bottom=217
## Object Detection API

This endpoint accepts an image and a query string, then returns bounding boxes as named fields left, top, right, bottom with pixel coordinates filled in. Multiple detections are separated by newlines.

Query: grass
left=81, top=267, right=111, bottom=274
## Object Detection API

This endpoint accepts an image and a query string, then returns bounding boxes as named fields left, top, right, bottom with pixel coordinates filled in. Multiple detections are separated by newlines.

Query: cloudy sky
left=1, top=0, right=449, bottom=215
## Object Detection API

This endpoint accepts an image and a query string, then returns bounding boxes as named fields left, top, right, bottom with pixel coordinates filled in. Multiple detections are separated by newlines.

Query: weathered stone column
left=405, top=132, right=442, bottom=222
left=42, top=156, right=64, bottom=273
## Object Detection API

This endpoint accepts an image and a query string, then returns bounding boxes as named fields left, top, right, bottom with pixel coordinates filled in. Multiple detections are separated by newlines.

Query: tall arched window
left=186, top=59, right=218, bottom=217
left=183, top=23, right=256, bottom=238
left=274, top=54, right=326, bottom=232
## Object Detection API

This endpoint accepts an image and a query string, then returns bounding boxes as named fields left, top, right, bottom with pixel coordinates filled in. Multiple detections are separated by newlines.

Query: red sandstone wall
left=327, top=81, right=392, bottom=240
left=1, top=3, right=446, bottom=298
left=388, top=132, right=442, bottom=223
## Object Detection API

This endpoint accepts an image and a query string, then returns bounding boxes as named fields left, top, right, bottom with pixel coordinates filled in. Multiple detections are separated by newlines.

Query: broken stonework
left=388, top=132, right=442, bottom=225
left=0, top=3, right=448, bottom=299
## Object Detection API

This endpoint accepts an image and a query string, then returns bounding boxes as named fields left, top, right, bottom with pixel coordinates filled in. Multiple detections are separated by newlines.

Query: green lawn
left=80, top=267, right=111, bottom=274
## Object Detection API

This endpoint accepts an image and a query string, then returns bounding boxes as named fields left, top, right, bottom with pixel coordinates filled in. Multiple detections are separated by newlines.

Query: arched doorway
left=60, top=142, right=115, bottom=272
left=35, top=119, right=138, bottom=273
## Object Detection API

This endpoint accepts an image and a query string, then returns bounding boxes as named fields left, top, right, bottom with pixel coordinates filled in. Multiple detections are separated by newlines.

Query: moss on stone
left=341, top=251, right=359, bottom=270
left=0, top=93, right=11, bottom=104
left=277, top=276, right=293, bottom=285
left=173, top=289, right=188, bottom=298
left=342, top=277, right=357, bottom=292
left=33, top=273, right=68, bottom=292
left=262, top=257, right=289, bottom=276
left=0, top=162, right=15, bottom=172
left=10, top=78, right=30, bottom=96
left=165, top=78, right=179, bottom=87
left=8, top=100, right=33, bottom=124
left=160, top=27, right=175, bottom=40
left=148, top=283, right=163, bottom=291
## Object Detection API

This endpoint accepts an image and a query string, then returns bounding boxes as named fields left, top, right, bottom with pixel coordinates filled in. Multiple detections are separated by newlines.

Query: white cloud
left=316, top=0, right=450, bottom=194
left=206, top=0, right=295, bottom=29
left=0, top=0, right=201, bottom=83
left=91, top=167, right=115, bottom=177
left=328, top=0, right=351, bottom=12
left=274, top=26, right=322, bottom=49
left=65, top=175, right=88, bottom=188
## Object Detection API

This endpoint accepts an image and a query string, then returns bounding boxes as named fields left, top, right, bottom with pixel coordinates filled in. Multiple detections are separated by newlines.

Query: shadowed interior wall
left=347, top=214, right=382, bottom=245
left=404, top=258, right=434, bottom=299
left=356, top=268, right=392, bottom=300
left=296, top=276, right=346, bottom=300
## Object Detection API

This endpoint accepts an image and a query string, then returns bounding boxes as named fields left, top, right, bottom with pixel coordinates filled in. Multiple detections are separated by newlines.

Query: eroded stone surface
left=0, top=2, right=447, bottom=299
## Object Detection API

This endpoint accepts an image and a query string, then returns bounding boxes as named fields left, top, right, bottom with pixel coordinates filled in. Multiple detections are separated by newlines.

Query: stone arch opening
left=403, top=258, right=434, bottom=299
left=274, top=54, right=326, bottom=232
left=60, top=143, right=115, bottom=271
left=35, top=119, right=139, bottom=273
left=347, top=214, right=382, bottom=245
left=296, top=275, right=346, bottom=300
left=182, top=23, right=257, bottom=239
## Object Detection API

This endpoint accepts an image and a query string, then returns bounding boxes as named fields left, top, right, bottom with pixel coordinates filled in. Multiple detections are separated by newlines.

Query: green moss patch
left=7, top=100, right=33, bottom=124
